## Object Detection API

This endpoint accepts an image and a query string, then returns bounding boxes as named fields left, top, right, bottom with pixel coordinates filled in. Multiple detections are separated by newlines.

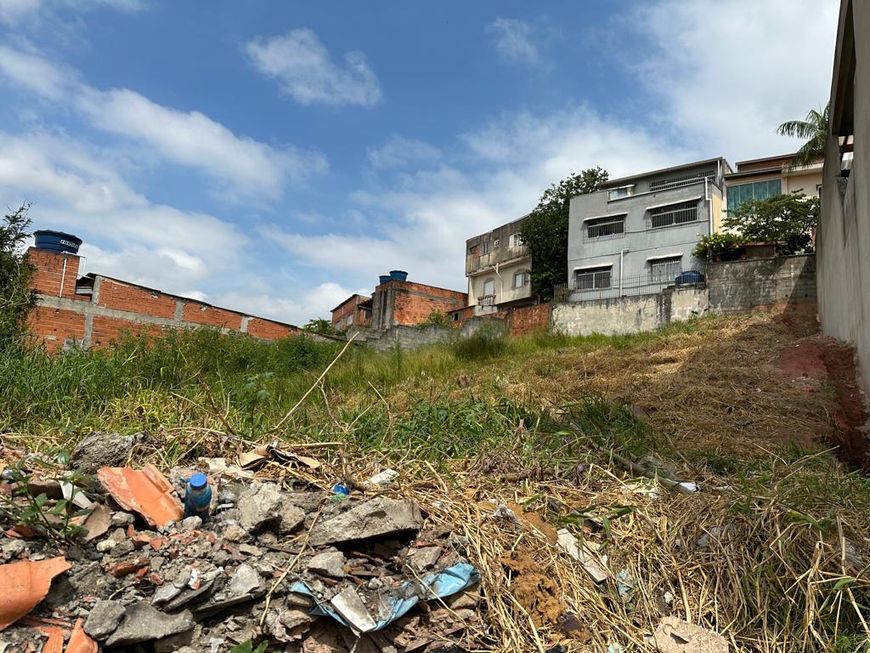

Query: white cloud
left=264, top=106, right=691, bottom=292
left=487, top=18, right=541, bottom=66
left=627, top=0, right=839, bottom=160
left=245, top=28, right=381, bottom=107
left=368, top=136, right=441, bottom=169
left=212, top=282, right=354, bottom=325
left=0, top=0, right=143, bottom=26
left=0, top=45, right=327, bottom=200
left=0, top=130, right=244, bottom=295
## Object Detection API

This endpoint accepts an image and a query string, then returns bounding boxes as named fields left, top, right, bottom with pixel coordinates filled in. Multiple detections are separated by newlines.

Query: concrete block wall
left=706, top=255, right=816, bottom=312
left=26, top=247, right=301, bottom=351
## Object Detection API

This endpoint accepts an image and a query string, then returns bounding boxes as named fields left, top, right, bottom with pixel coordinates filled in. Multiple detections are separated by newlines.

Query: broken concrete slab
left=650, top=617, right=729, bottom=653
left=309, top=497, right=422, bottom=546
left=192, top=564, right=264, bottom=617
left=307, top=549, right=346, bottom=578
left=83, top=599, right=125, bottom=641
left=105, top=603, right=194, bottom=647
left=237, top=483, right=283, bottom=532
left=280, top=503, right=306, bottom=534
left=409, top=546, right=442, bottom=571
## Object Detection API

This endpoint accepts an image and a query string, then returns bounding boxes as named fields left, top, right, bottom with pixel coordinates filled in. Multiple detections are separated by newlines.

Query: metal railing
left=648, top=171, right=715, bottom=193
left=584, top=219, right=626, bottom=241
left=569, top=267, right=706, bottom=301
left=477, top=294, right=496, bottom=307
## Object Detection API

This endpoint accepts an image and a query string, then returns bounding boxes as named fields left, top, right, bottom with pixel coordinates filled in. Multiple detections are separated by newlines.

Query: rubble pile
left=0, top=438, right=483, bottom=653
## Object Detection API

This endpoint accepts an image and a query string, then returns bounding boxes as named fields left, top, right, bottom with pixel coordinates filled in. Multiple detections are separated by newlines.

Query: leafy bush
left=724, top=192, right=819, bottom=254
left=0, top=204, right=36, bottom=352
left=421, top=310, right=451, bottom=328
left=693, top=232, right=746, bottom=261
left=452, top=323, right=507, bottom=360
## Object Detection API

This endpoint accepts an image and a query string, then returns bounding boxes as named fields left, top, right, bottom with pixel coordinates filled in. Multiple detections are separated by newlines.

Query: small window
left=452, top=312, right=460, bottom=322
left=509, top=233, right=524, bottom=248
left=483, top=278, right=495, bottom=296
left=607, top=185, right=634, bottom=201
left=649, top=257, right=682, bottom=283
left=586, top=216, right=625, bottom=239
left=648, top=201, right=698, bottom=228
left=575, top=266, right=611, bottom=291
left=513, top=271, right=530, bottom=289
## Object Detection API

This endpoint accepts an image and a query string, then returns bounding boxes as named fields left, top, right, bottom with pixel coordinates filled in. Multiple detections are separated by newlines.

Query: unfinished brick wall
left=26, top=306, right=86, bottom=353
left=331, top=295, right=371, bottom=331
left=390, top=282, right=467, bottom=326
left=90, top=316, right=165, bottom=349
left=507, top=304, right=551, bottom=337
left=246, top=318, right=294, bottom=340
left=97, top=279, right=177, bottom=319
left=27, top=248, right=79, bottom=298
left=25, top=247, right=302, bottom=351
left=181, top=303, right=243, bottom=329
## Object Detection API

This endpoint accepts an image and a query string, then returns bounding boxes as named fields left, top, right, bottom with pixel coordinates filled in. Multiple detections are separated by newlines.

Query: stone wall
left=551, top=286, right=709, bottom=337
left=706, top=255, right=816, bottom=312
left=551, top=255, right=814, bottom=337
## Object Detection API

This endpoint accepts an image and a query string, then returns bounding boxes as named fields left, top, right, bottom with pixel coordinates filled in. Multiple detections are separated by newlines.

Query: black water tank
left=33, top=230, right=82, bottom=254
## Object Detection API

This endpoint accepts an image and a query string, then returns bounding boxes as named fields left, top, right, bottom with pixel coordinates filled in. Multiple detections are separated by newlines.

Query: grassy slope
left=2, top=308, right=869, bottom=651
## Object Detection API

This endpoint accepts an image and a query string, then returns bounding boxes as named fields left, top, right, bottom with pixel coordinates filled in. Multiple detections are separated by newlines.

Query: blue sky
left=0, top=0, right=838, bottom=324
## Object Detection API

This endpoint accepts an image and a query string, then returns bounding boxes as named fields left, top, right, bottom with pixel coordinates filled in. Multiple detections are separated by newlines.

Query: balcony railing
left=647, top=203, right=700, bottom=229
left=477, top=294, right=496, bottom=306
left=465, top=245, right=529, bottom=275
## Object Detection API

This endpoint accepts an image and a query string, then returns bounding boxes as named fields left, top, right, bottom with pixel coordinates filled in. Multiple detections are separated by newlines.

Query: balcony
left=465, top=244, right=529, bottom=275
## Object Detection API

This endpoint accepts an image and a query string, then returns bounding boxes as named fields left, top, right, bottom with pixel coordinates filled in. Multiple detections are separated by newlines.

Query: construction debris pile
left=0, top=435, right=484, bottom=653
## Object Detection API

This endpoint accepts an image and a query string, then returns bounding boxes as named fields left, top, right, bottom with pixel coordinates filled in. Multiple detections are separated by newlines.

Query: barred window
left=648, top=201, right=698, bottom=228
left=586, top=216, right=625, bottom=239
left=575, top=266, right=612, bottom=290
left=649, top=257, right=682, bottom=283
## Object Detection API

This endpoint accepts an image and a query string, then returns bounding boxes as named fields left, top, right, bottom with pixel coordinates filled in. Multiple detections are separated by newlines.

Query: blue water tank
left=33, top=230, right=82, bottom=254
left=675, top=270, right=705, bottom=286
left=389, top=270, right=408, bottom=282
left=379, top=274, right=392, bottom=285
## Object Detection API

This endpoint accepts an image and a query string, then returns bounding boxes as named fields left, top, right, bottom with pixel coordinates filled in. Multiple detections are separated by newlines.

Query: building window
left=513, top=271, right=530, bottom=289
left=607, top=185, right=635, bottom=201
left=649, top=257, right=682, bottom=283
left=509, top=233, right=524, bottom=248
left=726, top=179, right=782, bottom=214
left=585, top=216, right=625, bottom=239
left=483, top=278, right=495, bottom=296
left=648, top=201, right=698, bottom=228
left=575, top=266, right=612, bottom=291
left=481, top=240, right=493, bottom=255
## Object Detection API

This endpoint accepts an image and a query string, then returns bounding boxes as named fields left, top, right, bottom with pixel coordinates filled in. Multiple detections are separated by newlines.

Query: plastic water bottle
left=184, top=472, right=212, bottom=521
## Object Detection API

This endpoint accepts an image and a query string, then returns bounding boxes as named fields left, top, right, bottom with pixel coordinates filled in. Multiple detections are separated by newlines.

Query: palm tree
left=777, top=104, right=829, bottom=169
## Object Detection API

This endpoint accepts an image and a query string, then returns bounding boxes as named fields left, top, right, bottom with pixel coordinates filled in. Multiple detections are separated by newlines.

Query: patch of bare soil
left=775, top=333, right=869, bottom=470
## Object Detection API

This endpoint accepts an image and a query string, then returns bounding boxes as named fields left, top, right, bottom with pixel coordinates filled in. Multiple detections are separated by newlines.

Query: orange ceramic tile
left=0, top=557, right=71, bottom=630
left=97, top=463, right=183, bottom=528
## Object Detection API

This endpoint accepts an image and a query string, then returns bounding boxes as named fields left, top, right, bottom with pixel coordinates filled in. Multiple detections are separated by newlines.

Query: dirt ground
left=467, top=302, right=868, bottom=472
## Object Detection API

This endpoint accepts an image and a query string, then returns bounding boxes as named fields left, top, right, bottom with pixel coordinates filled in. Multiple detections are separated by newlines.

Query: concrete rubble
left=0, top=447, right=482, bottom=653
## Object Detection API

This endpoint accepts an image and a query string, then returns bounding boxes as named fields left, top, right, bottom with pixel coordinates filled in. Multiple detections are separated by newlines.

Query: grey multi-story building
left=566, top=157, right=731, bottom=301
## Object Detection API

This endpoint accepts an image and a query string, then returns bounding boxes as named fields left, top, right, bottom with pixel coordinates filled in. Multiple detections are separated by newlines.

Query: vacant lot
left=1, top=305, right=868, bottom=651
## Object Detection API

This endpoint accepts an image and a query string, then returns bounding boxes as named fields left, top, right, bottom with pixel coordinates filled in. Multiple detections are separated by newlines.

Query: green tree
left=520, top=167, right=609, bottom=300
left=723, top=192, right=819, bottom=255
left=0, top=204, right=36, bottom=351
left=303, top=318, right=338, bottom=336
left=777, top=104, right=828, bottom=169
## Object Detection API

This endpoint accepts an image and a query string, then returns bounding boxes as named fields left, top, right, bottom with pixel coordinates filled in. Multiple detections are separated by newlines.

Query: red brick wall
left=27, top=306, right=86, bottom=353
left=508, top=303, right=551, bottom=337
left=246, top=318, right=295, bottom=340
left=182, top=303, right=243, bottom=329
left=90, top=316, right=165, bottom=348
left=27, top=248, right=79, bottom=298
left=332, top=299, right=358, bottom=330
left=390, top=282, right=467, bottom=326
left=97, top=279, right=177, bottom=319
